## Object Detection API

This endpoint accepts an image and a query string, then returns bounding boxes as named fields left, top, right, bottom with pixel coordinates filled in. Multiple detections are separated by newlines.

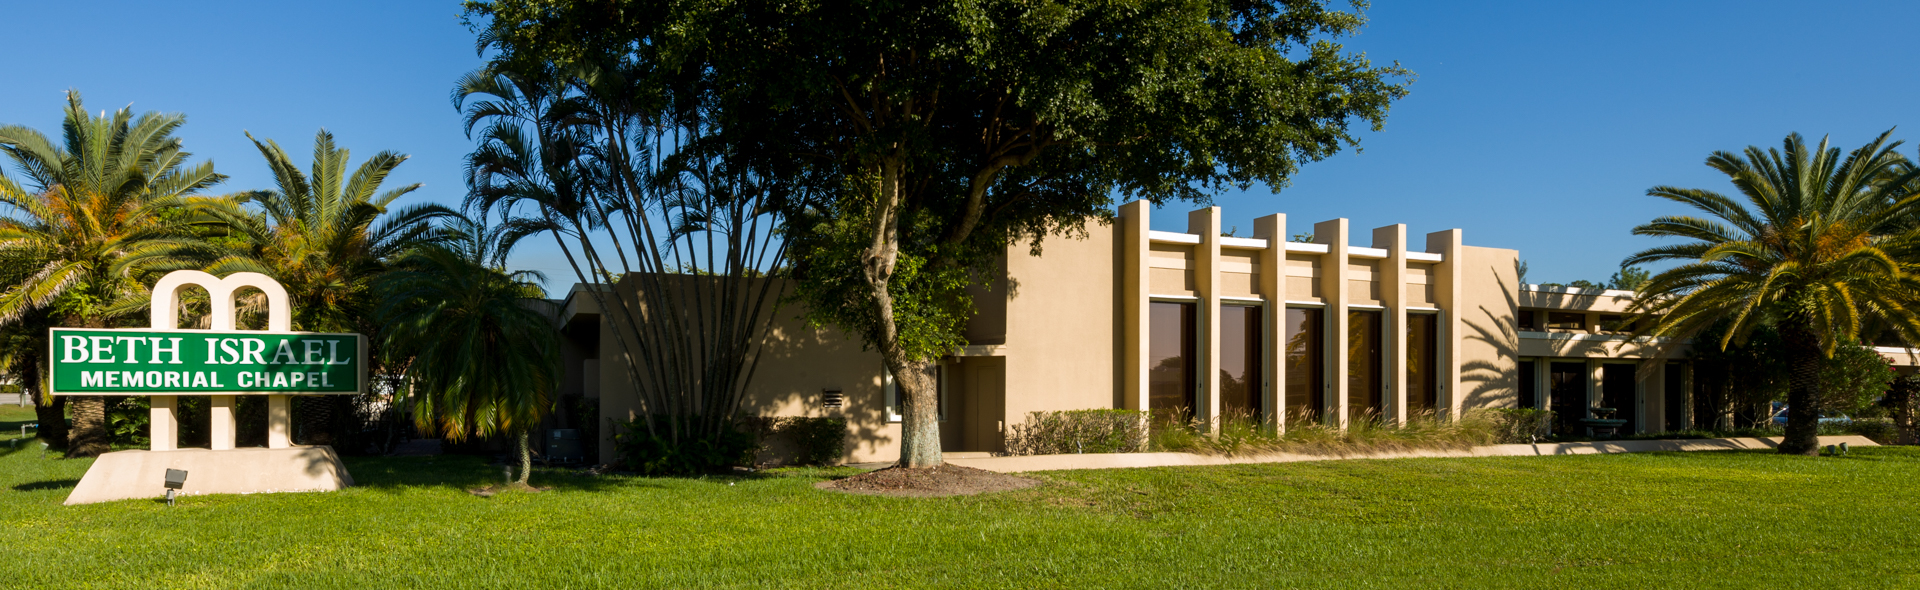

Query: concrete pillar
left=1533, top=358, right=1550, bottom=410
left=210, top=395, right=236, bottom=450
left=1680, top=363, right=1695, bottom=430
left=1315, top=219, right=1350, bottom=428
left=1120, top=201, right=1151, bottom=414
left=1189, top=209, right=1223, bottom=429
left=268, top=395, right=292, bottom=449
left=1254, top=213, right=1287, bottom=432
left=150, top=396, right=178, bottom=451
left=1585, top=360, right=1603, bottom=436
left=1426, top=229, right=1464, bottom=419
left=1374, top=225, right=1408, bottom=424
left=1634, top=361, right=1650, bottom=434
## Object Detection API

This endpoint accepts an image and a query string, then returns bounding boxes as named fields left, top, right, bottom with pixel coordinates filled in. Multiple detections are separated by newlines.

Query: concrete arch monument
left=55, top=271, right=364, bottom=504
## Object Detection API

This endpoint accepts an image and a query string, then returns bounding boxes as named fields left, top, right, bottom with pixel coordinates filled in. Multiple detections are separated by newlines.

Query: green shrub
left=1004, top=409, right=1149, bottom=455
left=1144, top=409, right=1498, bottom=456
left=107, top=396, right=149, bottom=447
left=771, top=416, right=848, bottom=465
left=1489, top=408, right=1554, bottom=444
left=1840, top=419, right=1896, bottom=444
left=611, top=417, right=758, bottom=475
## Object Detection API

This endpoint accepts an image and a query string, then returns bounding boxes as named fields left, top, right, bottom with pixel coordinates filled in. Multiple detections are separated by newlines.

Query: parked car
left=1768, top=402, right=1852, bottom=426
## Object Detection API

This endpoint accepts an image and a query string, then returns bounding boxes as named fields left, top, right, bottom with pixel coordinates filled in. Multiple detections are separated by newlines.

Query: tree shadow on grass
left=340, top=455, right=804, bottom=495
left=13, top=479, right=79, bottom=492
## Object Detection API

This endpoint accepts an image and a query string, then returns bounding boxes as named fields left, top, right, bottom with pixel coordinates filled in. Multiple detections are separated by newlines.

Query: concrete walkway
left=942, top=435, right=1880, bottom=473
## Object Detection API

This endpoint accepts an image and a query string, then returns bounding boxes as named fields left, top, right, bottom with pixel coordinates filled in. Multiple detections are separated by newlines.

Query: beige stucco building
left=549, top=200, right=1869, bottom=464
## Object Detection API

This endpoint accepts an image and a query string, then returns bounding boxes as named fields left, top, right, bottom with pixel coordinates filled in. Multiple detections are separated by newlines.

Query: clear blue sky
left=4, top=1, right=1916, bottom=290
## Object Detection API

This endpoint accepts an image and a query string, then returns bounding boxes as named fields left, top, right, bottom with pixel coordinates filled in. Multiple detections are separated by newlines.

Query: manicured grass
left=2, top=403, right=1915, bottom=589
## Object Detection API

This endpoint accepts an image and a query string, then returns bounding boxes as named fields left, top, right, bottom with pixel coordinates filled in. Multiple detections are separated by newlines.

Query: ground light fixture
left=164, top=468, right=188, bottom=506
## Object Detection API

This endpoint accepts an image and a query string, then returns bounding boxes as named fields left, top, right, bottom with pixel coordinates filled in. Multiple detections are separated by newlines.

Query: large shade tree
left=1625, top=131, right=1920, bottom=455
left=469, top=0, right=1411, bottom=467
left=0, top=91, right=225, bottom=457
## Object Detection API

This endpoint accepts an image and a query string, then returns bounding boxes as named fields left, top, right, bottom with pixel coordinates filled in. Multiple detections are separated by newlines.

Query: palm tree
left=377, top=240, right=556, bottom=486
left=192, top=129, right=453, bottom=443
left=1626, top=131, right=1920, bottom=455
left=0, top=90, right=225, bottom=457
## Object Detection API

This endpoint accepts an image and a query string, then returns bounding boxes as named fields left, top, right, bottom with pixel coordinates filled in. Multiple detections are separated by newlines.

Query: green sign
left=49, top=328, right=364, bottom=395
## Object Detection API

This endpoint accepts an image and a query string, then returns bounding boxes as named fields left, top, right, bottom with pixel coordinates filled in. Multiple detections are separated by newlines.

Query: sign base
left=65, top=446, right=355, bottom=505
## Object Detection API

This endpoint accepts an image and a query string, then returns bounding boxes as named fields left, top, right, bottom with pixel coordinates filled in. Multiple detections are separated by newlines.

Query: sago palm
left=190, top=129, right=453, bottom=443
left=377, top=243, right=555, bottom=486
left=1626, top=131, right=1920, bottom=455
left=0, top=90, right=225, bottom=457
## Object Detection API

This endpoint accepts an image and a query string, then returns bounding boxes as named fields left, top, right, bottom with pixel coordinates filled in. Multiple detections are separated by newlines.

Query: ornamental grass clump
left=1004, top=409, right=1149, bottom=456
left=1489, top=408, right=1555, bottom=444
left=1146, top=409, right=1501, bottom=456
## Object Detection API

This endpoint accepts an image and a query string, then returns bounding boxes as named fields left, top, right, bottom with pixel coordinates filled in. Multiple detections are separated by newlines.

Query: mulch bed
left=816, top=463, right=1040, bottom=498
left=468, top=482, right=552, bottom=497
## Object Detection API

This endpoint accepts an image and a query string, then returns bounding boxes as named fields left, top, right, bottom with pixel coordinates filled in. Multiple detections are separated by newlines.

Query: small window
left=1598, top=314, right=1627, bottom=333
left=1546, top=312, right=1586, bottom=331
left=884, top=365, right=945, bottom=423
left=1516, top=309, right=1540, bottom=331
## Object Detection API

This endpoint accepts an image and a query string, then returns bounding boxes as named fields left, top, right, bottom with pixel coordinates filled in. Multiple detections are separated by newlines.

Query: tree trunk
left=515, top=430, right=532, bottom=485
left=1777, top=324, right=1822, bottom=455
left=66, top=395, right=110, bottom=458
left=861, top=154, right=945, bottom=469
left=27, top=359, right=67, bottom=446
left=890, top=355, right=942, bottom=468
left=1888, top=380, right=1917, bottom=445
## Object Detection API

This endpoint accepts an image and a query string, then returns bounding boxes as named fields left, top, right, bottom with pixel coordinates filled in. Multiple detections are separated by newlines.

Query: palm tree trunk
left=1778, top=323, right=1822, bottom=455
left=66, top=396, right=110, bottom=458
left=26, top=359, right=67, bottom=446
left=515, top=430, right=532, bottom=485
left=33, top=395, right=67, bottom=446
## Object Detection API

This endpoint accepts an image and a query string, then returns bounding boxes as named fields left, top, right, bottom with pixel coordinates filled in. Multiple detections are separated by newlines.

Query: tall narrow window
left=1663, top=363, right=1686, bottom=432
left=1518, top=360, right=1537, bottom=410
left=1348, top=310, right=1382, bottom=424
left=1406, top=313, right=1438, bottom=415
left=1148, top=301, right=1196, bottom=421
left=1220, top=305, right=1263, bottom=418
left=1284, top=308, right=1323, bottom=423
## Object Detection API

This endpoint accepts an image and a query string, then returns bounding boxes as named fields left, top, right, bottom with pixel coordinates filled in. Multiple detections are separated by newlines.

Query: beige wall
left=576, top=201, right=1854, bottom=465
left=1453, top=245, right=1521, bottom=411
left=592, top=278, right=898, bottom=464
left=1001, top=220, right=1122, bottom=426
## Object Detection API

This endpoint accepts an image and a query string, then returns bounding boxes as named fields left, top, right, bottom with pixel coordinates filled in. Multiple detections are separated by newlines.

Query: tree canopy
left=466, top=0, right=1411, bottom=467
left=1625, top=131, right=1920, bottom=454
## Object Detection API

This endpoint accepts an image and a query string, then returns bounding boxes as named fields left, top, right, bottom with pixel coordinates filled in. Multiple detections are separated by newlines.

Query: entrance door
left=1548, top=362, right=1586, bottom=435
left=1601, top=364, right=1638, bottom=434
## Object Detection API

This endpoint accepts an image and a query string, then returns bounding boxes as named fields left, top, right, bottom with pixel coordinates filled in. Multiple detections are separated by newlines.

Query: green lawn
left=2, top=404, right=1916, bottom=589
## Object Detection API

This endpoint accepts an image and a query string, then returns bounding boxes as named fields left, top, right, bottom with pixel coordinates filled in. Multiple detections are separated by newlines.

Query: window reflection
left=1406, top=313, right=1437, bottom=414
left=1219, top=305, right=1262, bottom=417
left=1284, top=308, right=1323, bottom=423
left=1148, top=301, right=1195, bottom=421
left=1348, top=310, right=1382, bottom=423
